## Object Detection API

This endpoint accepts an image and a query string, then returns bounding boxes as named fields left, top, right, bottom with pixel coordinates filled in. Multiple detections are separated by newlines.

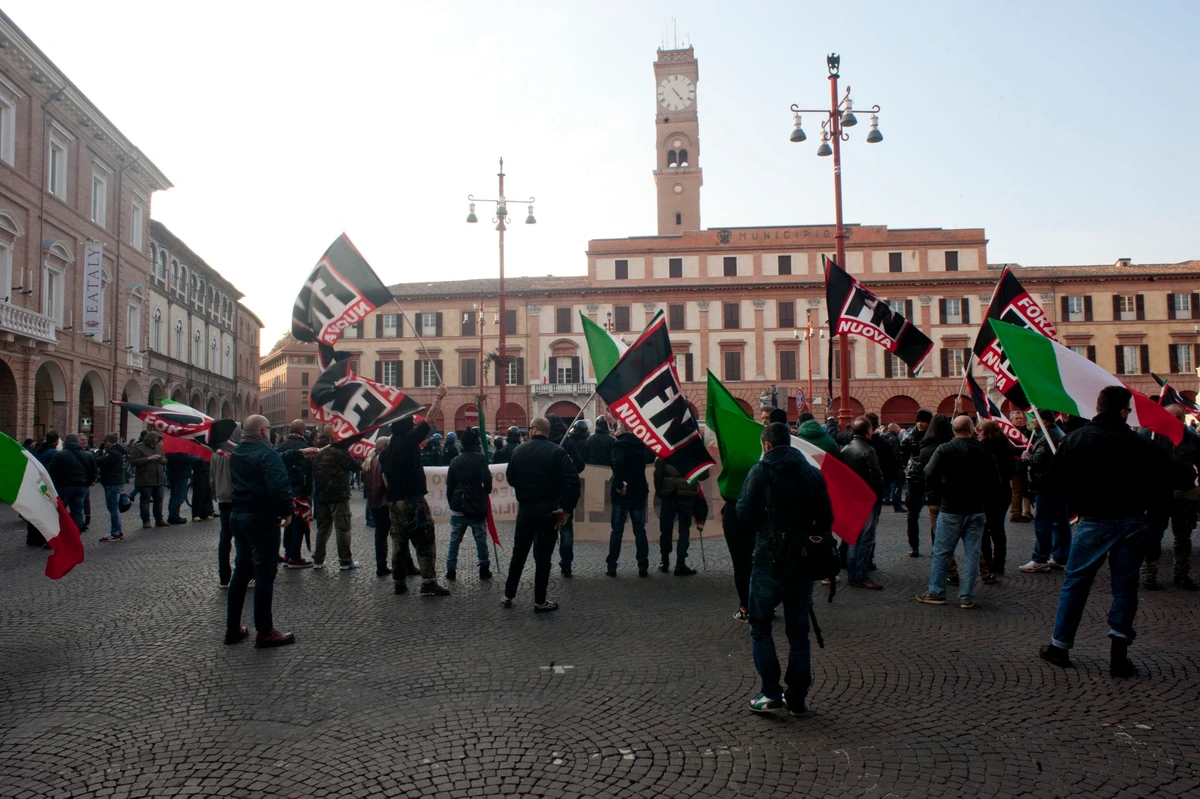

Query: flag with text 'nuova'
left=964, top=369, right=1029, bottom=448
left=824, top=255, right=933, bottom=374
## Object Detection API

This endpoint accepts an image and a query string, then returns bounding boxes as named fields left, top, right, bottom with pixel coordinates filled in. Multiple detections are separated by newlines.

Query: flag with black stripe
left=964, top=370, right=1028, bottom=448
left=595, top=311, right=713, bottom=483
left=311, top=354, right=424, bottom=444
left=824, top=255, right=932, bottom=374
left=972, top=267, right=1059, bottom=412
left=1152, top=373, right=1200, bottom=414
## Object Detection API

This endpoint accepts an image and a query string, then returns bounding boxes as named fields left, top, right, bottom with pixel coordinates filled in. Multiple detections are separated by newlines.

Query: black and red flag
left=1152, top=373, right=1200, bottom=414
left=594, top=311, right=714, bottom=484
left=311, top=356, right=425, bottom=448
left=292, top=234, right=394, bottom=370
left=964, top=369, right=1029, bottom=448
left=972, top=267, right=1059, bottom=412
left=115, top=400, right=237, bottom=461
left=824, top=255, right=933, bottom=374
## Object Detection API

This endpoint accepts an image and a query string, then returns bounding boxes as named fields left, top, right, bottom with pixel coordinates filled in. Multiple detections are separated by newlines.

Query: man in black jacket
left=606, top=416, right=654, bottom=577
left=736, top=422, right=834, bottom=715
left=502, top=417, right=580, bottom=612
left=50, top=433, right=96, bottom=532
left=840, top=418, right=885, bottom=590
left=1038, top=387, right=1171, bottom=677
left=548, top=413, right=586, bottom=577
left=97, top=433, right=128, bottom=542
left=382, top=384, right=451, bottom=597
left=916, top=415, right=999, bottom=609
left=901, top=409, right=933, bottom=555
left=1019, top=410, right=1071, bottom=573
left=226, top=414, right=295, bottom=648
left=444, top=427, right=493, bottom=581
left=1140, top=404, right=1200, bottom=591
left=584, top=416, right=615, bottom=466
left=277, top=420, right=316, bottom=568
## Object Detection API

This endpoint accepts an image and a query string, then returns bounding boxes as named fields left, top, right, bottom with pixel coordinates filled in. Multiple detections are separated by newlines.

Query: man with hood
left=584, top=416, right=615, bottom=466
left=901, top=408, right=934, bottom=556
left=737, top=422, right=834, bottom=715
left=51, top=433, right=96, bottom=531
left=569, top=419, right=590, bottom=456
left=795, top=412, right=839, bottom=457
left=444, top=427, right=493, bottom=581
left=546, top=413, right=586, bottom=576
left=441, top=432, right=460, bottom=466
left=606, top=414, right=655, bottom=577
left=129, top=430, right=168, bottom=529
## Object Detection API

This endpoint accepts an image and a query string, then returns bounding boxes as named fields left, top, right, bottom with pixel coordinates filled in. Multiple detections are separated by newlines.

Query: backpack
left=280, top=447, right=313, bottom=493
left=761, top=462, right=841, bottom=584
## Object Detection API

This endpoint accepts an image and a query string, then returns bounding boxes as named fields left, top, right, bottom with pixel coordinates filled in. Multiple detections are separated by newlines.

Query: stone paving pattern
left=2, top=488, right=1199, bottom=798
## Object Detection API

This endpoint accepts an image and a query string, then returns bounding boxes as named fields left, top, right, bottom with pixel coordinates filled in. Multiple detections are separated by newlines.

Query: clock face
left=658, top=74, right=695, bottom=111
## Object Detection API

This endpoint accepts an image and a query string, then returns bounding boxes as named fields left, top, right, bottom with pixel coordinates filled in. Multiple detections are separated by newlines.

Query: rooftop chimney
left=1115, top=257, right=1132, bottom=267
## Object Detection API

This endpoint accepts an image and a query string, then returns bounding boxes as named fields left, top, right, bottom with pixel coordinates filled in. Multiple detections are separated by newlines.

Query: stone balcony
left=0, top=301, right=57, bottom=346
left=531, top=382, right=597, bottom=397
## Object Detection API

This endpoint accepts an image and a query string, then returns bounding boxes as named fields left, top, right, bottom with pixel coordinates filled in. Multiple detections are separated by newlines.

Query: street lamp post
left=466, top=157, right=536, bottom=433
left=793, top=308, right=826, bottom=413
left=788, top=53, right=883, bottom=428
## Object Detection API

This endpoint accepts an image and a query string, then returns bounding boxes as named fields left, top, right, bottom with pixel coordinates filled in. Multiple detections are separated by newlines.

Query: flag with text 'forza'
left=597, top=312, right=713, bottom=483
left=972, top=267, right=1059, bottom=412
left=292, top=234, right=394, bottom=369
left=311, top=354, right=424, bottom=444
left=991, top=320, right=1183, bottom=445
left=824, top=256, right=932, bottom=374
left=1152, top=373, right=1200, bottom=414
left=115, top=401, right=234, bottom=462
left=965, top=369, right=1029, bottom=448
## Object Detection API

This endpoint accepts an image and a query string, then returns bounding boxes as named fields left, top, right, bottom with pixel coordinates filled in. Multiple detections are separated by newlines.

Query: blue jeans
left=1032, top=493, right=1072, bottom=564
left=559, top=514, right=574, bottom=570
left=167, top=477, right=189, bottom=519
left=1051, top=516, right=1145, bottom=649
left=607, top=499, right=648, bottom=572
left=447, top=515, right=489, bottom=572
left=226, top=513, right=281, bottom=633
left=748, top=552, right=814, bottom=705
left=365, top=500, right=375, bottom=527
left=103, top=484, right=123, bottom=536
left=847, top=501, right=882, bottom=582
left=59, top=486, right=88, bottom=531
left=659, top=498, right=692, bottom=563
left=218, top=502, right=233, bottom=585
left=928, top=512, right=986, bottom=603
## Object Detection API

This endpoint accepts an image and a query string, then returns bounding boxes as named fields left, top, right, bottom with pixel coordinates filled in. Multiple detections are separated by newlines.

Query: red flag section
left=45, top=497, right=85, bottom=579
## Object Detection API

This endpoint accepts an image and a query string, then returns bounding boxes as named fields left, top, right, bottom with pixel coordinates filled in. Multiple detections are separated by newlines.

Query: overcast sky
left=10, top=0, right=1198, bottom=343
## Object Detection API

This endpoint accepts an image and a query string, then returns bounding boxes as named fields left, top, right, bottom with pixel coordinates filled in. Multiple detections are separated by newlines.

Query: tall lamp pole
left=788, top=53, right=883, bottom=428
left=466, top=157, right=536, bottom=433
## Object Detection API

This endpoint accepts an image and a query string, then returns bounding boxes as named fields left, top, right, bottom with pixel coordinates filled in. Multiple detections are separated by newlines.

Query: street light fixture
left=465, top=157, right=536, bottom=433
left=788, top=53, right=884, bottom=428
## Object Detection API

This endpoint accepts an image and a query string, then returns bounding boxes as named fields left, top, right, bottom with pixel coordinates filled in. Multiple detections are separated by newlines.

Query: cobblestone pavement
left=2, top=488, right=1199, bottom=798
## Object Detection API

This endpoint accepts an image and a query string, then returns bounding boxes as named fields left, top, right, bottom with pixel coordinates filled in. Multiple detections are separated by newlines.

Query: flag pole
left=1028, top=403, right=1057, bottom=455
left=396, top=307, right=444, bottom=387
left=956, top=352, right=972, bottom=416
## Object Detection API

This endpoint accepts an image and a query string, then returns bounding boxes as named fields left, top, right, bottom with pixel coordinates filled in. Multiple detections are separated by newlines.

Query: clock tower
left=653, top=46, right=702, bottom=235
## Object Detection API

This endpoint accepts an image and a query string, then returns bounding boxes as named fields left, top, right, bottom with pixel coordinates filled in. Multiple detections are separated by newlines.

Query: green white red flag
left=0, top=432, right=84, bottom=578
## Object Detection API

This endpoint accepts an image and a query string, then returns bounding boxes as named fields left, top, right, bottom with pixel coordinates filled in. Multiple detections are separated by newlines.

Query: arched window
left=678, top=148, right=689, bottom=166
left=174, top=319, right=184, bottom=359
left=170, top=259, right=179, bottom=291
left=157, top=249, right=167, bottom=283
left=152, top=308, right=162, bottom=351
left=178, top=265, right=188, bottom=297
left=675, top=212, right=682, bottom=226
left=667, top=149, right=677, bottom=168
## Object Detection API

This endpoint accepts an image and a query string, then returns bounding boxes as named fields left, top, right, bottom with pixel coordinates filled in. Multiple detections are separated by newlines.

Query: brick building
left=259, top=335, right=318, bottom=434
left=0, top=11, right=172, bottom=442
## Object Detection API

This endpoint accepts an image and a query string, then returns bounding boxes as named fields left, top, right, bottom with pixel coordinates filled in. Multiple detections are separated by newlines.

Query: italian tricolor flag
left=705, top=372, right=876, bottom=544
left=0, top=432, right=85, bottom=578
left=580, top=310, right=630, bottom=382
left=541, top=354, right=549, bottom=384
left=991, top=320, right=1184, bottom=445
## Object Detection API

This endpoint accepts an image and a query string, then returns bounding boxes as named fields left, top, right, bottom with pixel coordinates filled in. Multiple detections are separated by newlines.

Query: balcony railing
left=531, top=382, right=597, bottom=396
left=0, top=301, right=57, bottom=345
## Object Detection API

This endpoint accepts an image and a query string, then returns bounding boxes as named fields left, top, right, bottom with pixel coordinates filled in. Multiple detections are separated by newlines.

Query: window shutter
left=938, top=299, right=947, bottom=324
left=1084, top=296, right=1093, bottom=322
left=1086, top=345, right=1095, bottom=363
left=961, top=298, right=971, bottom=326
left=1192, top=294, right=1200, bottom=320
left=414, top=360, right=423, bottom=387
left=435, top=313, right=443, bottom=338
left=1115, top=346, right=1125, bottom=374
left=397, top=314, right=405, bottom=337
left=375, top=361, right=382, bottom=382
left=1112, top=295, right=1121, bottom=319
left=570, top=356, right=580, bottom=383
left=516, top=357, right=525, bottom=385
left=1139, top=344, right=1150, bottom=374
left=434, top=360, right=443, bottom=382
left=940, top=348, right=950, bottom=377
left=1060, top=296, right=1069, bottom=320
left=414, top=312, right=423, bottom=337
left=884, top=353, right=893, bottom=378
left=1167, top=294, right=1177, bottom=320
left=355, top=321, right=364, bottom=337
left=905, top=299, right=914, bottom=321
left=1195, top=344, right=1200, bottom=371
left=685, top=353, right=694, bottom=382
left=376, top=315, right=384, bottom=338
left=1135, top=294, right=1145, bottom=321
left=1170, top=345, right=1179, bottom=374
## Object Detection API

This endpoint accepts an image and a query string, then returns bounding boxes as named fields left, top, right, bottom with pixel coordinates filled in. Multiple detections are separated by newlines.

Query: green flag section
left=580, top=311, right=629, bottom=383
left=0, top=432, right=84, bottom=578
left=990, top=320, right=1183, bottom=445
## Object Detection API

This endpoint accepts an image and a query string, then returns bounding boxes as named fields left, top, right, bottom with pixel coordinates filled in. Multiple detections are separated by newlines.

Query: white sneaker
left=1018, top=560, right=1051, bottom=573
left=312, top=562, right=326, bottom=570
left=340, top=561, right=359, bottom=571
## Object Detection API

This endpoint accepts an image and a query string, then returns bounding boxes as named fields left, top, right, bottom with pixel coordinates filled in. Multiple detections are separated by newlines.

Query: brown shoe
left=223, top=626, right=250, bottom=645
left=254, top=629, right=296, bottom=648
left=849, top=578, right=884, bottom=590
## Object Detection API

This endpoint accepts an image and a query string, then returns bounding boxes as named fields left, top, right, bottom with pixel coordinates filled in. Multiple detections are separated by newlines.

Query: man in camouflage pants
left=311, top=427, right=362, bottom=570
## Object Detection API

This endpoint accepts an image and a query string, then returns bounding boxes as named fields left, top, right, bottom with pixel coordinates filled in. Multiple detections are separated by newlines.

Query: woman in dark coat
left=977, top=420, right=1018, bottom=579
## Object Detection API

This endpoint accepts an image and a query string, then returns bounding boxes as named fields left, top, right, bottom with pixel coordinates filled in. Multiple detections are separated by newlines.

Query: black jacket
left=421, top=440, right=443, bottom=467
left=869, top=433, right=898, bottom=486
left=441, top=443, right=459, bottom=466
left=736, top=445, right=834, bottom=556
left=446, top=447, right=493, bottom=517
left=98, top=443, right=128, bottom=487
left=923, top=437, right=1000, bottom=514
left=979, top=436, right=1017, bottom=488
left=277, top=433, right=314, bottom=495
left=490, top=441, right=511, bottom=465
left=165, top=451, right=198, bottom=482
left=506, top=436, right=580, bottom=513
left=610, top=432, right=652, bottom=503
left=382, top=420, right=432, bottom=501
left=912, top=433, right=950, bottom=498
left=840, top=436, right=884, bottom=498
left=230, top=437, right=293, bottom=518
left=50, top=439, right=96, bottom=487
left=1044, top=413, right=1170, bottom=519
left=1024, top=424, right=1065, bottom=495
left=1140, top=425, right=1200, bottom=495
left=824, top=419, right=854, bottom=448
left=550, top=419, right=585, bottom=475
left=584, top=429, right=614, bottom=466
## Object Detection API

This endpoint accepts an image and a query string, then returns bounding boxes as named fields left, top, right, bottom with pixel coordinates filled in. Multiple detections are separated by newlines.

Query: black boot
left=1039, top=644, right=1072, bottom=668
left=1110, top=635, right=1137, bottom=678
left=659, top=556, right=669, bottom=573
